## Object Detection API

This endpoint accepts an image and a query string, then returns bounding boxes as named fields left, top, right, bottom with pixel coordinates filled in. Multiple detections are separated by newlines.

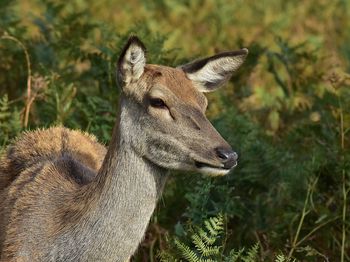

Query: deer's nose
left=215, top=147, right=238, bottom=169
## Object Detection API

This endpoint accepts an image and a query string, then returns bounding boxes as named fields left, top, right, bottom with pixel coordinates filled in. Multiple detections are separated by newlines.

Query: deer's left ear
left=180, top=49, right=248, bottom=92
left=117, top=36, right=146, bottom=86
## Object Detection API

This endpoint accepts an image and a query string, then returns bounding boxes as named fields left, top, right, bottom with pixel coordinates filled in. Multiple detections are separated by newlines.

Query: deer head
left=116, top=36, right=248, bottom=176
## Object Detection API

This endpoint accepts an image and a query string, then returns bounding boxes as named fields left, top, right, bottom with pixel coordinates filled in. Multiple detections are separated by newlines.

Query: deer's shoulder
left=0, top=126, right=107, bottom=191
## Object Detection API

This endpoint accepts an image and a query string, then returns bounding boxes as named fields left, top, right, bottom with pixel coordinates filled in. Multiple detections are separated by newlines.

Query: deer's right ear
left=117, top=36, right=146, bottom=87
left=180, top=49, right=248, bottom=92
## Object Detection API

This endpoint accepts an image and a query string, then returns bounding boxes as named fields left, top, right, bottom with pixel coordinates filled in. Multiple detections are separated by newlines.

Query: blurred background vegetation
left=0, top=0, right=349, bottom=261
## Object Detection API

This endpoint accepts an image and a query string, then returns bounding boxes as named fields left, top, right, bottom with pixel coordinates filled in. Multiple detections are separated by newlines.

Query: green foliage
left=0, top=95, right=22, bottom=148
left=0, top=1, right=349, bottom=261
left=224, top=243, right=260, bottom=262
left=159, top=215, right=293, bottom=262
left=158, top=215, right=228, bottom=261
left=274, top=254, right=296, bottom=262
left=173, top=215, right=223, bottom=261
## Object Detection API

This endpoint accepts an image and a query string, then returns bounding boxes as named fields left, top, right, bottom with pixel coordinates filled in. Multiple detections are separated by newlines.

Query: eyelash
left=149, top=98, right=167, bottom=109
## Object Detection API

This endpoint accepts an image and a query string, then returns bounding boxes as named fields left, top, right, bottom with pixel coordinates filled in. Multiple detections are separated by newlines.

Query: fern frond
left=192, top=232, right=221, bottom=256
left=174, top=238, right=200, bottom=262
left=242, top=243, right=259, bottom=262
left=0, top=95, right=10, bottom=120
left=166, top=215, right=226, bottom=261
left=275, top=254, right=287, bottom=262
left=197, top=227, right=216, bottom=245
left=274, top=253, right=296, bottom=262
left=0, top=94, right=22, bottom=147
left=204, top=215, right=224, bottom=237
left=225, top=247, right=245, bottom=262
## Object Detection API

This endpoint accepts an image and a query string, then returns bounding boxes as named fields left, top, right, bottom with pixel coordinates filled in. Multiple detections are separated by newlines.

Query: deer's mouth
left=194, top=161, right=228, bottom=170
left=194, top=161, right=234, bottom=176
left=195, top=160, right=236, bottom=173
left=195, top=159, right=238, bottom=169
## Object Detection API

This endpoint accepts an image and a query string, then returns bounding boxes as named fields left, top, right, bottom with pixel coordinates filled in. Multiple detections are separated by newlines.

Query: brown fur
left=0, top=36, right=247, bottom=261
left=0, top=127, right=106, bottom=260
left=146, top=65, right=208, bottom=110
left=0, top=127, right=106, bottom=191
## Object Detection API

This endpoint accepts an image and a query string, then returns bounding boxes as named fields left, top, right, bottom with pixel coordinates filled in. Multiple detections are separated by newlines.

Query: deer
left=0, top=36, right=248, bottom=261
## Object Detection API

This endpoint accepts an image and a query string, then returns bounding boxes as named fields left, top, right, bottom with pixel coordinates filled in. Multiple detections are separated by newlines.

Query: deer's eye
left=149, top=98, right=167, bottom=109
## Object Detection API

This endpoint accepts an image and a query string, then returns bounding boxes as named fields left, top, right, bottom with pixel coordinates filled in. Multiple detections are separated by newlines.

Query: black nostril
left=216, top=149, right=229, bottom=160
left=215, top=147, right=238, bottom=169
left=216, top=147, right=237, bottom=160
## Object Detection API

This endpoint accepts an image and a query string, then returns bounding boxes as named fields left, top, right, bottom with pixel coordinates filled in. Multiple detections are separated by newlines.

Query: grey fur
left=0, top=36, right=248, bottom=261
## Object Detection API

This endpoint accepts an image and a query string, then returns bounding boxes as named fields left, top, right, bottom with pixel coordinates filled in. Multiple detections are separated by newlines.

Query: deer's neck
left=96, top=96, right=167, bottom=200
left=56, top=98, right=167, bottom=261
left=94, top=133, right=166, bottom=223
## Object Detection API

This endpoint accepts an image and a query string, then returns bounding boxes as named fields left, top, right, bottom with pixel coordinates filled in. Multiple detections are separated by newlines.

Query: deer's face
left=117, top=37, right=248, bottom=176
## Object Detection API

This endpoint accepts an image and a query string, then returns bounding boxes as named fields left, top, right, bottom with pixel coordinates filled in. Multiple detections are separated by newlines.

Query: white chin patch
left=198, top=167, right=231, bottom=177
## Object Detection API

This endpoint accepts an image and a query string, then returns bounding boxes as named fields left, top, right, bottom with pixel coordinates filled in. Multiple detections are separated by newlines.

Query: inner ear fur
left=117, top=36, right=147, bottom=86
left=180, top=49, right=248, bottom=92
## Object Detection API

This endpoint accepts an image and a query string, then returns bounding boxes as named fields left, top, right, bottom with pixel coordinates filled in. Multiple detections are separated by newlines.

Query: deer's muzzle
left=215, top=147, right=238, bottom=169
